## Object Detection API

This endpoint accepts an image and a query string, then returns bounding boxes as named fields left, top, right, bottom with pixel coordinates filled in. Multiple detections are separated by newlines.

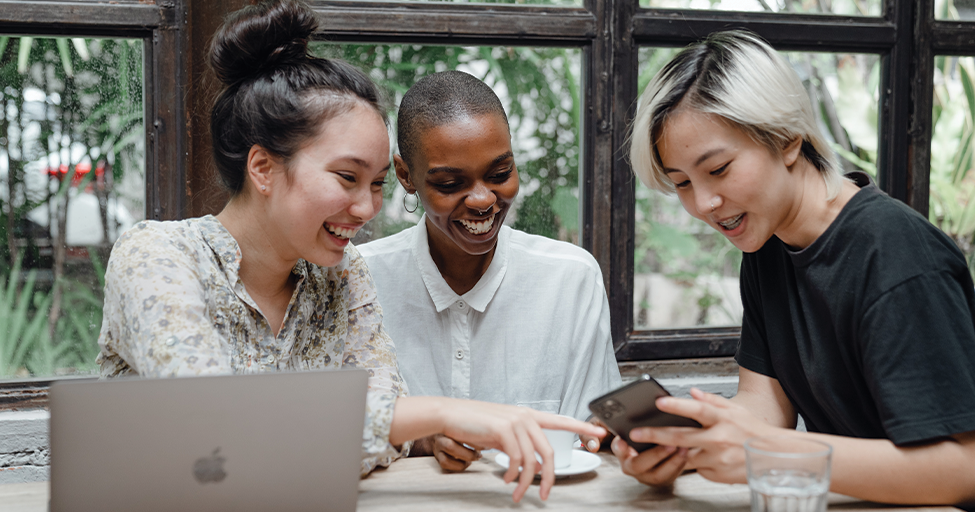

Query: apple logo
left=193, top=448, right=227, bottom=484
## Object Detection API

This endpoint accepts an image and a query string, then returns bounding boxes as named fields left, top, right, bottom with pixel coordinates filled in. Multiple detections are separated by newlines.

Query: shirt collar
left=198, top=215, right=244, bottom=288
left=411, top=215, right=510, bottom=313
left=197, top=214, right=308, bottom=291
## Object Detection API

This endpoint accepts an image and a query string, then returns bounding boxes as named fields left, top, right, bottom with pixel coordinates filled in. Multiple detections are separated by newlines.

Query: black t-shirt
left=736, top=172, right=975, bottom=445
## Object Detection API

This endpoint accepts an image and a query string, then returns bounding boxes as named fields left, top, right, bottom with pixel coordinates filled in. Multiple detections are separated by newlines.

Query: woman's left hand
left=627, top=388, right=780, bottom=485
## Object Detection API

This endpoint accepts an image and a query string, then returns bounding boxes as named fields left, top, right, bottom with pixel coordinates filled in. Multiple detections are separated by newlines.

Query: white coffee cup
left=541, top=429, right=576, bottom=469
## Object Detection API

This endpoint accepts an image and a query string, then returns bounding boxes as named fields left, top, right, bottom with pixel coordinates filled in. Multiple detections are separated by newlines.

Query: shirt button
left=165, top=336, right=178, bottom=347
left=457, top=301, right=466, bottom=310
left=266, top=355, right=275, bottom=364
left=455, top=350, right=464, bottom=360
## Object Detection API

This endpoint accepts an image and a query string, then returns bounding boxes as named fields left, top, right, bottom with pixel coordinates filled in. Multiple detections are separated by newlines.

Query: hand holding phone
left=588, top=375, right=701, bottom=452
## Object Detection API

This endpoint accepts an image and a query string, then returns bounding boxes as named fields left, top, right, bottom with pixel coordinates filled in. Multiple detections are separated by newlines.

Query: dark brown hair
left=209, top=0, right=387, bottom=195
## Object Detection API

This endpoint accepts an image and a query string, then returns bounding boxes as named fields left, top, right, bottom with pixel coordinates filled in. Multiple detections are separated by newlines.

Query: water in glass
left=749, top=469, right=829, bottom=512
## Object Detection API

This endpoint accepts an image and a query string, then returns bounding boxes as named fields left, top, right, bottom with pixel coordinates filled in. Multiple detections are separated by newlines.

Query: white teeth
left=717, top=213, right=744, bottom=230
left=458, top=213, right=495, bottom=235
left=325, top=223, right=358, bottom=240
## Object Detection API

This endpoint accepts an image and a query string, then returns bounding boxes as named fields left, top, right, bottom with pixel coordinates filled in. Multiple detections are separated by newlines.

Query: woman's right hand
left=611, top=436, right=689, bottom=487
left=390, top=396, right=606, bottom=503
left=438, top=400, right=605, bottom=502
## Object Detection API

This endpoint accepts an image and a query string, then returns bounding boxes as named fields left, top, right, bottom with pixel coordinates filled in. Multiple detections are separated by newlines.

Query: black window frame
left=0, top=0, right=960, bottom=404
left=0, top=0, right=189, bottom=219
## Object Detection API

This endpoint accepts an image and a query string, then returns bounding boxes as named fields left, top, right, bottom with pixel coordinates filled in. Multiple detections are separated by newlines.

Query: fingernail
left=658, top=397, right=671, bottom=407
left=587, top=439, right=599, bottom=451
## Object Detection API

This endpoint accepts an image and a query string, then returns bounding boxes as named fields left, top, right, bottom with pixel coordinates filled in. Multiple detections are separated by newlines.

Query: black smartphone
left=588, top=374, right=701, bottom=452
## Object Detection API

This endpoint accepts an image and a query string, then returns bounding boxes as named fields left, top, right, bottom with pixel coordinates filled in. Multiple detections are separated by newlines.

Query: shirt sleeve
left=858, top=270, right=975, bottom=445
left=735, top=252, right=776, bottom=379
left=559, top=263, right=622, bottom=420
left=97, top=222, right=232, bottom=378
left=341, top=247, right=411, bottom=476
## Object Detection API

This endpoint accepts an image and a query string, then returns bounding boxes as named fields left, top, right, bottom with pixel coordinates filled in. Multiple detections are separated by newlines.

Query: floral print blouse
left=97, top=215, right=409, bottom=475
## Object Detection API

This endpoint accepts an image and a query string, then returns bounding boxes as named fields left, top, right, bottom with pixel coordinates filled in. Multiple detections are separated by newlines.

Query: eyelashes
left=673, top=162, right=730, bottom=189
left=430, top=167, right=514, bottom=191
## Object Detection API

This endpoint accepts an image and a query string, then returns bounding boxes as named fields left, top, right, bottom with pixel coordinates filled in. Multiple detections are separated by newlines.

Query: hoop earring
left=403, top=191, right=419, bottom=213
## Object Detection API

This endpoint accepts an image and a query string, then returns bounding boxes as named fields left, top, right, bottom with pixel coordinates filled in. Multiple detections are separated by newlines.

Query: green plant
left=0, top=254, right=54, bottom=377
left=929, top=56, right=975, bottom=277
left=0, top=36, right=141, bottom=377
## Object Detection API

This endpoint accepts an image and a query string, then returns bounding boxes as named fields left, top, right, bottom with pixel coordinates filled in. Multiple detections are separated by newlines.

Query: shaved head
left=397, top=71, right=509, bottom=172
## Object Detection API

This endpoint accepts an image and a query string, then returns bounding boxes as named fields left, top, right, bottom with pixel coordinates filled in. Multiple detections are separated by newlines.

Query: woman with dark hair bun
left=95, top=0, right=602, bottom=502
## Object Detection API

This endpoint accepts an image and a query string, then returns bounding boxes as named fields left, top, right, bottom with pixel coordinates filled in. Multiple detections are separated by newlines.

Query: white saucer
left=494, top=450, right=601, bottom=477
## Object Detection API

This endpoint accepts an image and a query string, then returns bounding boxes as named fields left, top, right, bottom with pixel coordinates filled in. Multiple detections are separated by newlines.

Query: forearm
left=388, top=396, right=447, bottom=447
left=731, top=369, right=797, bottom=429
left=792, top=429, right=975, bottom=505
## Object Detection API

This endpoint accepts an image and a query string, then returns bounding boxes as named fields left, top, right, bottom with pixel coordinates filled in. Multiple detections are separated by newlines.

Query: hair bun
left=209, top=0, right=318, bottom=86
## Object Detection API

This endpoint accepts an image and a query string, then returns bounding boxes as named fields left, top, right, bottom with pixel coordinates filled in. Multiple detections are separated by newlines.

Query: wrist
left=428, top=396, right=451, bottom=434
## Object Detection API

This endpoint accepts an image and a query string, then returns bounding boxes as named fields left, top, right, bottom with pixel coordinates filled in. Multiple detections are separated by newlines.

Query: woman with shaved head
left=359, top=71, right=622, bottom=472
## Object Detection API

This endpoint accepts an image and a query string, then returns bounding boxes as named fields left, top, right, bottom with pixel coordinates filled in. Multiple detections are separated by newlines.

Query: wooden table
left=0, top=451, right=961, bottom=511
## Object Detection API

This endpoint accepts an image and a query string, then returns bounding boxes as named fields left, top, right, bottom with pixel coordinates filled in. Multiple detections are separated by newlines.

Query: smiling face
left=657, top=107, right=803, bottom=253
left=400, top=113, right=519, bottom=257
left=264, top=101, right=390, bottom=267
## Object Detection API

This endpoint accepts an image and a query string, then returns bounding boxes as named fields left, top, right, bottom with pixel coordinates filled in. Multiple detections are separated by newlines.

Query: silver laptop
left=49, top=369, right=368, bottom=512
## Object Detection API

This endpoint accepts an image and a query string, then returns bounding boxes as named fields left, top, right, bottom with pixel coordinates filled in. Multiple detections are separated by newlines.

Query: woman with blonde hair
left=617, top=30, right=975, bottom=508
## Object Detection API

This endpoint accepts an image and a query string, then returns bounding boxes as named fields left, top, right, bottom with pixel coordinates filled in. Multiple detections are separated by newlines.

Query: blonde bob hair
left=628, top=30, right=844, bottom=199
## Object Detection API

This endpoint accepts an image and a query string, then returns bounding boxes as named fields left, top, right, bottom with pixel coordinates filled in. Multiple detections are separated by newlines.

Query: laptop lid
left=50, top=369, right=368, bottom=512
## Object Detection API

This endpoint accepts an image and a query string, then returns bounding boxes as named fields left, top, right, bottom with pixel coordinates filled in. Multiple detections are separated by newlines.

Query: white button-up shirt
left=359, top=218, right=621, bottom=419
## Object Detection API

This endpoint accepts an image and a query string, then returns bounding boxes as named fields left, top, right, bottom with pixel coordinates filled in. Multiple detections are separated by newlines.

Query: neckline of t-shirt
left=785, top=172, right=877, bottom=267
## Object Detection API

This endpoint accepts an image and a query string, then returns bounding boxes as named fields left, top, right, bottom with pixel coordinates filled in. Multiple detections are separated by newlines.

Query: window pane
left=930, top=55, right=975, bottom=276
left=633, top=47, right=879, bottom=329
left=935, top=0, right=975, bottom=20
left=349, top=0, right=582, bottom=6
left=640, top=0, right=882, bottom=16
left=311, top=43, right=582, bottom=245
left=0, top=36, right=145, bottom=379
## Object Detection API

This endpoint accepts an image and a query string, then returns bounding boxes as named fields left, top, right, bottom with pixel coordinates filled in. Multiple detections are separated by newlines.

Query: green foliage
left=0, top=36, right=142, bottom=377
left=0, top=250, right=104, bottom=377
left=0, top=254, right=53, bottom=377
left=929, top=56, right=975, bottom=277
left=513, top=193, right=559, bottom=239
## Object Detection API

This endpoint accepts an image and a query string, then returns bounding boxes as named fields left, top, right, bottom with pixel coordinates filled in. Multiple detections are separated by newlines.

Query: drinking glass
left=744, top=436, right=832, bottom=512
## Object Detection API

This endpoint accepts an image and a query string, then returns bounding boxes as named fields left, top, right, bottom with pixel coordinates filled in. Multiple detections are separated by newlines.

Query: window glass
left=349, top=0, right=582, bottom=6
left=312, top=43, right=583, bottom=245
left=930, top=55, right=975, bottom=276
left=640, top=0, right=881, bottom=16
left=935, top=0, right=975, bottom=20
left=633, top=47, right=879, bottom=329
left=0, top=36, right=144, bottom=379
